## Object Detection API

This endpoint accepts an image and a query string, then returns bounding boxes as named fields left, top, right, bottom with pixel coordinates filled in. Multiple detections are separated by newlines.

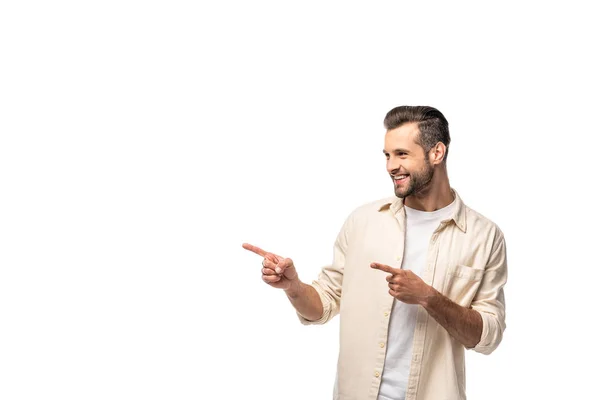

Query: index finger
left=370, top=262, right=400, bottom=275
left=242, top=243, right=267, bottom=257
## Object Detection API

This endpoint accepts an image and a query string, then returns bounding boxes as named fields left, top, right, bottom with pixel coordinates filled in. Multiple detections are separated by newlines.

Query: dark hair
left=383, top=105, right=450, bottom=161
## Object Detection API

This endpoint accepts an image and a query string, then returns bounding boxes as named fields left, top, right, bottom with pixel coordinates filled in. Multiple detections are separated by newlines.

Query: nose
left=387, top=158, right=401, bottom=175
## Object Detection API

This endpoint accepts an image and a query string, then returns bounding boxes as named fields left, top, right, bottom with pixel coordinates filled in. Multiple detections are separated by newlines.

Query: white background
left=1, top=1, right=598, bottom=399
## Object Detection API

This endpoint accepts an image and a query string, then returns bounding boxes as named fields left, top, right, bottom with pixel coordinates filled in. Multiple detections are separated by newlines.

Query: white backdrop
left=1, top=1, right=598, bottom=399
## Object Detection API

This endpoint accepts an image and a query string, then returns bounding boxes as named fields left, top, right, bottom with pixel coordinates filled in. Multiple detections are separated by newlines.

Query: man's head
left=382, top=106, right=450, bottom=198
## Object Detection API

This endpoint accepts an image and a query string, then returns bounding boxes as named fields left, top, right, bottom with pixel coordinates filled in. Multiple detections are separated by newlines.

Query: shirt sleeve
left=296, top=213, right=351, bottom=325
left=470, top=230, right=508, bottom=355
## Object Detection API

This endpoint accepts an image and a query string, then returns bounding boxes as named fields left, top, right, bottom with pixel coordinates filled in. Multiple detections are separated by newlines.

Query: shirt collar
left=377, top=188, right=467, bottom=232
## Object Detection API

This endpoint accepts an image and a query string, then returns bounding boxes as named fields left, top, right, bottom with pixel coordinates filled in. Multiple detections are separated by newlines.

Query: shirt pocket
left=442, top=264, right=485, bottom=307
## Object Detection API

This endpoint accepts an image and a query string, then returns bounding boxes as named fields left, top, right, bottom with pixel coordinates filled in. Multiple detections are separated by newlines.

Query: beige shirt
left=297, top=190, right=507, bottom=400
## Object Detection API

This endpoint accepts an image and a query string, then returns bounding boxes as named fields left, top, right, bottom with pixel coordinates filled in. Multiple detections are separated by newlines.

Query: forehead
left=384, top=122, right=421, bottom=149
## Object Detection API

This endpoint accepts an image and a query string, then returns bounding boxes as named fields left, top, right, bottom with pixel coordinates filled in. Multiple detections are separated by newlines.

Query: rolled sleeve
left=470, top=232, right=508, bottom=355
left=295, top=213, right=352, bottom=326
left=296, top=281, right=336, bottom=325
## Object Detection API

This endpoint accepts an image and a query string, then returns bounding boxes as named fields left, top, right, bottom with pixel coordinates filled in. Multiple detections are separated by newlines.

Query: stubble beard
left=394, top=159, right=434, bottom=199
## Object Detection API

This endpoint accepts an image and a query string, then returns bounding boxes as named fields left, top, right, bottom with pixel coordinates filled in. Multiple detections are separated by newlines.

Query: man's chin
left=395, top=189, right=409, bottom=198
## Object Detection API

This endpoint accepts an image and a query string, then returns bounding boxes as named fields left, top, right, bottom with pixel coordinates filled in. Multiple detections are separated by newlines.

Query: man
left=242, top=105, right=507, bottom=400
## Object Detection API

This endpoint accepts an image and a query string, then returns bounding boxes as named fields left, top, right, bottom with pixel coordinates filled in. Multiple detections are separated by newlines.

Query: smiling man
left=243, top=106, right=507, bottom=400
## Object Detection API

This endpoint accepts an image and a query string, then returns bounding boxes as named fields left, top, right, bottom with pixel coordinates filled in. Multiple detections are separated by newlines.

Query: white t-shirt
left=377, top=198, right=456, bottom=400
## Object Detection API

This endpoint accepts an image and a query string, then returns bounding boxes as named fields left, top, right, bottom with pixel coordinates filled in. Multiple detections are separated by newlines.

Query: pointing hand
left=370, top=262, right=434, bottom=305
left=242, top=243, right=299, bottom=290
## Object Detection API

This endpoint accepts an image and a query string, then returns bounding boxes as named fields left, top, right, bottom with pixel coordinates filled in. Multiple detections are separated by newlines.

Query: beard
left=394, top=158, right=434, bottom=198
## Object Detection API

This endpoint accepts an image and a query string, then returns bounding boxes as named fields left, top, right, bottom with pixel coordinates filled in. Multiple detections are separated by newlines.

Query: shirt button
left=379, top=342, right=385, bottom=348
left=396, top=256, right=401, bottom=261
left=374, top=371, right=380, bottom=378
left=384, top=311, right=389, bottom=317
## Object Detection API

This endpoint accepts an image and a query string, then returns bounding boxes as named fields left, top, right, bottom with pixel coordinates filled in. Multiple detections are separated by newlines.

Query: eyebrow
left=383, top=148, right=411, bottom=154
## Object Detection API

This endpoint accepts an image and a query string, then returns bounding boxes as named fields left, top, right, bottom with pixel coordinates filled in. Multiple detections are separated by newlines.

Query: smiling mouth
left=393, top=174, right=409, bottom=184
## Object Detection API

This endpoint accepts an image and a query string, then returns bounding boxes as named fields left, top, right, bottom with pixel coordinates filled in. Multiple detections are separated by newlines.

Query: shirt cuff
left=296, top=282, right=332, bottom=325
left=470, top=310, right=500, bottom=355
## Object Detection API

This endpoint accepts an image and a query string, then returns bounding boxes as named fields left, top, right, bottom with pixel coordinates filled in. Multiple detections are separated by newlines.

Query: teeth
left=394, top=175, right=408, bottom=179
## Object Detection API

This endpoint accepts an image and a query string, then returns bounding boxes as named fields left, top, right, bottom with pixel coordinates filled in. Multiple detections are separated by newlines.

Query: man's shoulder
left=347, top=196, right=398, bottom=218
left=463, top=203, right=505, bottom=239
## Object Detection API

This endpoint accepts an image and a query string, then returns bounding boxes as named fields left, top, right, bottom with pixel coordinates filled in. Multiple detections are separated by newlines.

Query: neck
left=404, top=169, right=454, bottom=212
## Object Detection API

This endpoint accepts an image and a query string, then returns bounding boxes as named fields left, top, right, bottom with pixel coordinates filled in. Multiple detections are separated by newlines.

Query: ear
left=429, top=142, right=447, bottom=165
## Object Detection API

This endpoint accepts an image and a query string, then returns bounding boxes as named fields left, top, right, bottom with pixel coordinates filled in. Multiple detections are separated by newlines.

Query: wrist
left=420, top=285, right=440, bottom=309
left=285, top=278, right=302, bottom=298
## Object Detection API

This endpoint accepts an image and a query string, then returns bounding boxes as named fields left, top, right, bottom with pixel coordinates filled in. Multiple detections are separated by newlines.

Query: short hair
left=383, top=105, right=451, bottom=161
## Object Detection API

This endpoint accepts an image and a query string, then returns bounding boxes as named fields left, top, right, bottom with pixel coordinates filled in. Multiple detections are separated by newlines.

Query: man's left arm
left=420, top=288, right=483, bottom=349
left=421, top=233, right=508, bottom=353
left=372, top=232, right=508, bottom=354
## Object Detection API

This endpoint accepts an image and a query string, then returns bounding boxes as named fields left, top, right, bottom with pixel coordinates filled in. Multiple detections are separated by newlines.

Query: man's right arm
left=285, top=279, right=323, bottom=322
left=244, top=210, right=353, bottom=325
left=289, top=212, right=354, bottom=325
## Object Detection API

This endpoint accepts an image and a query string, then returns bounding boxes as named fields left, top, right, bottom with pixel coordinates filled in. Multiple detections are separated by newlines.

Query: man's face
left=383, top=122, right=434, bottom=198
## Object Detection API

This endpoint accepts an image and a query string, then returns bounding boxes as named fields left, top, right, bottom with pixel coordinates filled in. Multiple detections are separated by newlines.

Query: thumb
left=275, top=258, right=294, bottom=275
